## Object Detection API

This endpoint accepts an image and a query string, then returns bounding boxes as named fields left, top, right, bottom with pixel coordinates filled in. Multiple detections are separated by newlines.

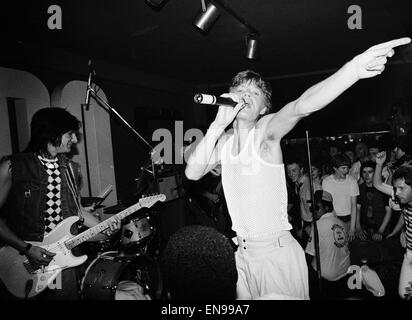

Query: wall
left=0, top=42, right=197, bottom=203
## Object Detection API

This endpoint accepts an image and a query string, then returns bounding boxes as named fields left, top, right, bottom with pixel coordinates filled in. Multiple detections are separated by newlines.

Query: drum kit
left=81, top=251, right=162, bottom=300
left=78, top=206, right=161, bottom=300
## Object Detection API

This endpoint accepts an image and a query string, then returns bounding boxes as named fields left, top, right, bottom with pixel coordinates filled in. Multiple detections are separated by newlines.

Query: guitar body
left=0, top=216, right=87, bottom=299
left=0, top=194, right=166, bottom=299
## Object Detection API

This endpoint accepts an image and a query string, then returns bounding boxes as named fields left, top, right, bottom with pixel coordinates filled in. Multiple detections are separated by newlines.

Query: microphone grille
left=194, top=93, right=202, bottom=103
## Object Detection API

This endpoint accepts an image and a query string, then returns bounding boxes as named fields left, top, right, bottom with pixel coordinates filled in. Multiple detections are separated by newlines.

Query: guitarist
left=0, top=107, right=120, bottom=299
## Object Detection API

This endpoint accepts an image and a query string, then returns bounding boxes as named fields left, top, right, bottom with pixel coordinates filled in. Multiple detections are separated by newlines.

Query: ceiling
left=2, top=0, right=412, bottom=85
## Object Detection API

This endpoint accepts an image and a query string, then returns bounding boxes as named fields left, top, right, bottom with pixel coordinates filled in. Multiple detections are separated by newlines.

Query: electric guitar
left=0, top=194, right=165, bottom=299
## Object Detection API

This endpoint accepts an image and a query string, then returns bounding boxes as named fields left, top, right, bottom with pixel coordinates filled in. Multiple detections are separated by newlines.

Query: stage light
left=245, top=34, right=259, bottom=60
left=193, top=2, right=220, bottom=33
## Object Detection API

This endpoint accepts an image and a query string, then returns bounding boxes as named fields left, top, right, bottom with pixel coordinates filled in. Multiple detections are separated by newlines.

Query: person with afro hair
left=162, top=225, right=237, bottom=300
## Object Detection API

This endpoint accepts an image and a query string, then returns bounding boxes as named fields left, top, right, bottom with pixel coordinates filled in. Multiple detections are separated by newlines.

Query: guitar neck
left=65, top=202, right=142, bottom=250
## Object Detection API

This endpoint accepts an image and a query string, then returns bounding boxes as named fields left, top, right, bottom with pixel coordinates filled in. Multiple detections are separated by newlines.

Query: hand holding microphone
left=194, top=93, right=238, bottom=107
left=194, top=93, right=246, bottom=128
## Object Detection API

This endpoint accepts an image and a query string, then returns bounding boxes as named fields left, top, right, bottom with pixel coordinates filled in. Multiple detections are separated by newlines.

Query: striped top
left=402, top=206, right=412, bottom=252
left=220, top=127, right=291, bottom=239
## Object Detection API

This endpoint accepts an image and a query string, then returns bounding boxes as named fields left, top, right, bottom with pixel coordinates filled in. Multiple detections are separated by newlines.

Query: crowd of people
left=283, top=135, right=412, bottom=299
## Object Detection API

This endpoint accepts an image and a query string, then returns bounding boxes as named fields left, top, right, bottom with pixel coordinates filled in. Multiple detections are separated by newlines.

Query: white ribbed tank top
left=221, top=127, right=291, bottom=239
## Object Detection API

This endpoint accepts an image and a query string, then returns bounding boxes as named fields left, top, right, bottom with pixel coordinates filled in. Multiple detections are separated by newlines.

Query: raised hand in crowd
left=375, top=151, right=386, bottom=165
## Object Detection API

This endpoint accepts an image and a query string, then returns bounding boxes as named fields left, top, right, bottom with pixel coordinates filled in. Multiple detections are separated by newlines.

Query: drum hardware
left=121, top=214, right=155, bottom=248
left=81, top=196, right=105, bottom=208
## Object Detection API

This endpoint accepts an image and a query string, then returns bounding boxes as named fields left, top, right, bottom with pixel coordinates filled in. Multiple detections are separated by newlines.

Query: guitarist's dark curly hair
left=161, top=225, right=237, bottom=300
left=25, top=107, right=81, bottom=153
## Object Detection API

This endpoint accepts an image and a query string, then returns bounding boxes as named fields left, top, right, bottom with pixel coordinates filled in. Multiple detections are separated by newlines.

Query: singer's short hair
left=230, top=70, right=273, bottom=114
left=161, top=225, right=237, bottom=300
left=25, top=107, right=81, bottom=153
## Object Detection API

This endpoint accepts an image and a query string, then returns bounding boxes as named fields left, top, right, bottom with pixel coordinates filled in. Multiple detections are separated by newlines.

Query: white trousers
left=235, top=230, right=309, bottom=300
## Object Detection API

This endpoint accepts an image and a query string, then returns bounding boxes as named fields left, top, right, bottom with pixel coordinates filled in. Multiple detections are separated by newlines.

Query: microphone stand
left=82, top=67, right=164, bottom=260
left=305, top=130, right=322, bottom=294
left=83, top=72, right=159, bottom=188
left=80, top=68, right=95, bottom=197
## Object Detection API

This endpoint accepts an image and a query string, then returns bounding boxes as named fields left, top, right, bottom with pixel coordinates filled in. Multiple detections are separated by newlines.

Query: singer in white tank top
left=186, top=47, right=407, bottom=298
left=220, top=125, right=309, bottom=300
left=220, top=126, right=291, bottom=239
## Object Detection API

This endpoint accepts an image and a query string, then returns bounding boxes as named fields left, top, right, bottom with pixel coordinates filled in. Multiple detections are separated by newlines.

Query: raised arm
left=185, top=96, right=244, bottom=180
left=265, top=37, right=411, bottom=138
left=374, top=151, right=393, bottom=196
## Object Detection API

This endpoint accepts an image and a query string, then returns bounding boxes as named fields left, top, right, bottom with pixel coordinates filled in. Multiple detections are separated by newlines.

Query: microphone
left=194, top=93, right=237, bottom=107
left=84, top=60, right=93, bottom=110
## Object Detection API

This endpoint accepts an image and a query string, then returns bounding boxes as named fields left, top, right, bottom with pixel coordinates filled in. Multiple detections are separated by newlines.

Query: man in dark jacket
left=0, top=107, right=120, bottom=299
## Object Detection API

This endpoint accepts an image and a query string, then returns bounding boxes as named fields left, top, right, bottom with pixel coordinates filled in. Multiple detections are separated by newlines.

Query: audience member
left=343, top=144, right=356, bottom=166
left=373, top=151, right=404, bottom=239
left=299, top=161, right=323, bottom=240
left=161, top=225, right=237, bottom=300
left=368, top=141, right=380, bottom=162
left=322, top=153, right=359, bottom=241
left=357, top=161, right=391, bottom=240
left=373, top=151, right=412, bottom=299
left=392, top=136, right=412, bottom=169
left=286, top=160, right=307, bottom=242
left=305, top=190, right=351, bottom=299
left=328, top=142, right=340, bottom=158
left=349, top=141, right=369, bottom=182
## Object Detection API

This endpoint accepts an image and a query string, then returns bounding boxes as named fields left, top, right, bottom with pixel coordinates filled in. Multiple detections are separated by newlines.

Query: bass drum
left=81, top=251, right=162, bottom=300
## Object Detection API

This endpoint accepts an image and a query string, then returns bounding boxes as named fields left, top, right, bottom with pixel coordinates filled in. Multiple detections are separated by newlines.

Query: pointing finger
left=369, top=37, right=411, bottom=50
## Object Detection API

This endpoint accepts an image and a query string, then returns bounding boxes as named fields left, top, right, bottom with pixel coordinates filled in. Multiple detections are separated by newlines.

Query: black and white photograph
left=0, top=0, right=412, bottom=310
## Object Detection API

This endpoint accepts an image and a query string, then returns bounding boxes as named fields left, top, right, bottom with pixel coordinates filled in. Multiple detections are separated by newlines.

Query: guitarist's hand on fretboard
left=102, top=216, right=122, bottom=237
left=25, top=246, right=56, bottom=269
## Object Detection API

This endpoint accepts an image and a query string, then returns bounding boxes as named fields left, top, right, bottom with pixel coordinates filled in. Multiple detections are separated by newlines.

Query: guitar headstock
left=139, top=193, right=166, bottom=208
